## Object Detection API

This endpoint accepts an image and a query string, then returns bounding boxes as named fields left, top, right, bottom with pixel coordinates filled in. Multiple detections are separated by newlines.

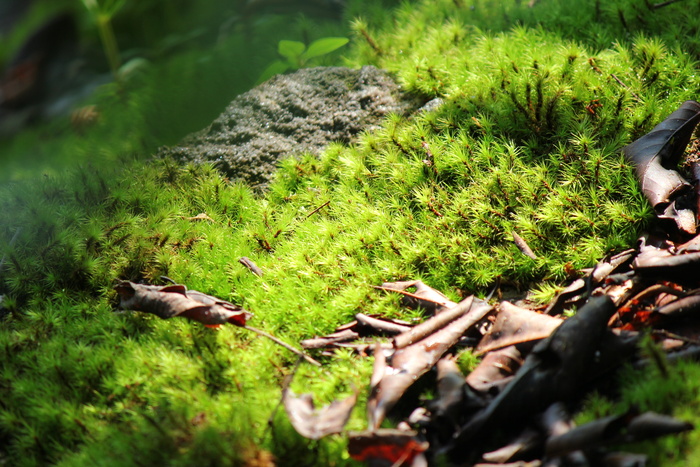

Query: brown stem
left=304, top=200, right=331, bottom=221
left=610, top=73, right=641, bottom=101
left=244, top=325, right=321, bottom=367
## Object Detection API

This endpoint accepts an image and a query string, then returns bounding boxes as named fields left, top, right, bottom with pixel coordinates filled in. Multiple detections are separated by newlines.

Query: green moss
left=577, top=352, right=700, bottom=465
left=3, top=0, right=700, bottom=465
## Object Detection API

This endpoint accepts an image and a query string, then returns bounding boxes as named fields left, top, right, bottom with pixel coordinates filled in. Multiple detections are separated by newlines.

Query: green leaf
left=104, top=0, right=127, bottom=16
left=301, top=37, right=349, bottom=61
left=255, top=60, right=290, bottom=85
left=278, top=40, right=306, bottom=62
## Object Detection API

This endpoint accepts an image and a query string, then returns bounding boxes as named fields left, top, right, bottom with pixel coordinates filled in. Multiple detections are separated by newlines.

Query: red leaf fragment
left=348, top=429, right=428, bottom=466
left=114, top=281, right=252, bottom=327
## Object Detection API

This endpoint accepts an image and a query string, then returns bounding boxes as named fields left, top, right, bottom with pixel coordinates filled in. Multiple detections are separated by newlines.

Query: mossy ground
left=2, top=0, right=700, bottom=465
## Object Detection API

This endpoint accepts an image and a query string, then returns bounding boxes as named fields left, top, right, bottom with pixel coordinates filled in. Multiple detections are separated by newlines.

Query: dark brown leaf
left=600, top=452, right=648, bottom=467
left=239, top=256, right=264, bottom=277
left=114, top=281, right=251, bottom=327
left=676, top=233, right=700, bottom=253
left=545, top=411, right=630, bottom=458
left=545, top=410, right=693, bottom=457
left=300, top=314, right=412, bottom=350
left=476, top=301, right=562, bottom=355
left=632, top=239, right=700, bottom=282
left=512, top=231, right=537, bottom=260
left=427, top=356, right=486, bottom=438
left=545, top=250, right=635, bottom=315
left=623, top=100, right=700, bottom=232
left=356, top=313, right=413, bottom=335
left=449, top=295, right=618, bottom=460
left=283, top=390, right=357, bottom=440
left=466, top=345, right=523, bottom=394
left=657, top=294, right=700, bottom=318
left=626, top=412, right=694, bottom=440
left=539, top=401, right=588, bottom=467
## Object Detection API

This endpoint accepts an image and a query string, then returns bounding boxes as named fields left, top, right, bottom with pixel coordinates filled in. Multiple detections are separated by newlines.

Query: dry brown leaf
left=367, top=299, right=492, bottom=429
left=283, top=390, right=358, bottom=440
left=114, top=281, right=251, bottom=327
left=476, top=302, right=562, bottom=355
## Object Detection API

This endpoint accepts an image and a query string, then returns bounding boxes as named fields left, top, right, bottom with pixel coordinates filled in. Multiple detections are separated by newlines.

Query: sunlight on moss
left=3, top=0, right=700, bottom=464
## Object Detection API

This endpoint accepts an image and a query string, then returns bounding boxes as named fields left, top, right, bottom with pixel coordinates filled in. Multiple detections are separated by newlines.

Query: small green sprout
left=81, top=0, right=126, bottom=80
left=256, top=36, right=349, bottom=84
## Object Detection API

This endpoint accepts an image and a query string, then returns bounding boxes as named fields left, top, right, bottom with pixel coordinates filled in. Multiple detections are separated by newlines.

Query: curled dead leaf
left=283, top=390, right=357, bottom=440
left=623, top=100, right=700, bottom=233
left=114, top=281, right=252, bottom=327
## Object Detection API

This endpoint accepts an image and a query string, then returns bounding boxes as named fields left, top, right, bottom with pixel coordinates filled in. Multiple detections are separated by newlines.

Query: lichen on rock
left=158, top=65, right=424, bottom=188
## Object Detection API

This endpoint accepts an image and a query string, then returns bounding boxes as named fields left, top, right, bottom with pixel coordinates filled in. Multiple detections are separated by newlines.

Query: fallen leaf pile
left=291, top=101, right=700, bottom=466
left=113, top=101, right=700, bottom=466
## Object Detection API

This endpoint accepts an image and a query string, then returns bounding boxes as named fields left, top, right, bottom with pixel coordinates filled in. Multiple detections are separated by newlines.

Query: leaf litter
left=112, top=101, right=700, bottom=465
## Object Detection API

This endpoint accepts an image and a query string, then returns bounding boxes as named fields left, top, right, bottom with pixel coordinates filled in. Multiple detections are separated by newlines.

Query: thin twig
left=610, top=73, right=641, bottom=101
left=650, top=0, right=686, bottom=9
left=304, top=200, right=330, bottom=221
left=244, top=325, right=321, bottom=367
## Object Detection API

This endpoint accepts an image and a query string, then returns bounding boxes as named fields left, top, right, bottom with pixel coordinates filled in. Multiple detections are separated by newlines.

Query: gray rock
left=158, top=65, right=423, bottom=188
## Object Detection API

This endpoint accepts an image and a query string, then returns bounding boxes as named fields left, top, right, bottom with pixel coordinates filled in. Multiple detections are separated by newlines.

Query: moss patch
left=3, top=0, right=700, bottom=465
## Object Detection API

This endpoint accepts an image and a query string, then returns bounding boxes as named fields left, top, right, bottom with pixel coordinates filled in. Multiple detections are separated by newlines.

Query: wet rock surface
left=157, top=65, right=424, bottom=188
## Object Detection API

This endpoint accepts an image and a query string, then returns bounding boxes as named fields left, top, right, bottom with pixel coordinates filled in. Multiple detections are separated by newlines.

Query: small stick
left=650, top=0, right=685, bottom=9
left=244, top=325, right=321, bottom=367
left=304, top=200, right=331, bottom=221
left=610, top=73, right=641, bottom=101
left=239, top=257, right=264, bottom=277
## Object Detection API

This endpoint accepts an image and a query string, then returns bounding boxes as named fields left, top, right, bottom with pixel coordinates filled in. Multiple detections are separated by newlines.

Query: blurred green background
left=0, top=0, right=386, bottom=181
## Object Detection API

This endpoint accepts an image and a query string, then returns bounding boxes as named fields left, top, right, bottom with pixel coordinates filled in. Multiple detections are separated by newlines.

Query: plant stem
left=244, top=325, right=321, bottom=367
left=97, top=13, right=122, bottom=81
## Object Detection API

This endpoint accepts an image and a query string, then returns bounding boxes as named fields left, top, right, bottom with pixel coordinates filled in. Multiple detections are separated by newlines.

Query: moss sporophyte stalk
left=3, top=0, right=700, bottom=465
